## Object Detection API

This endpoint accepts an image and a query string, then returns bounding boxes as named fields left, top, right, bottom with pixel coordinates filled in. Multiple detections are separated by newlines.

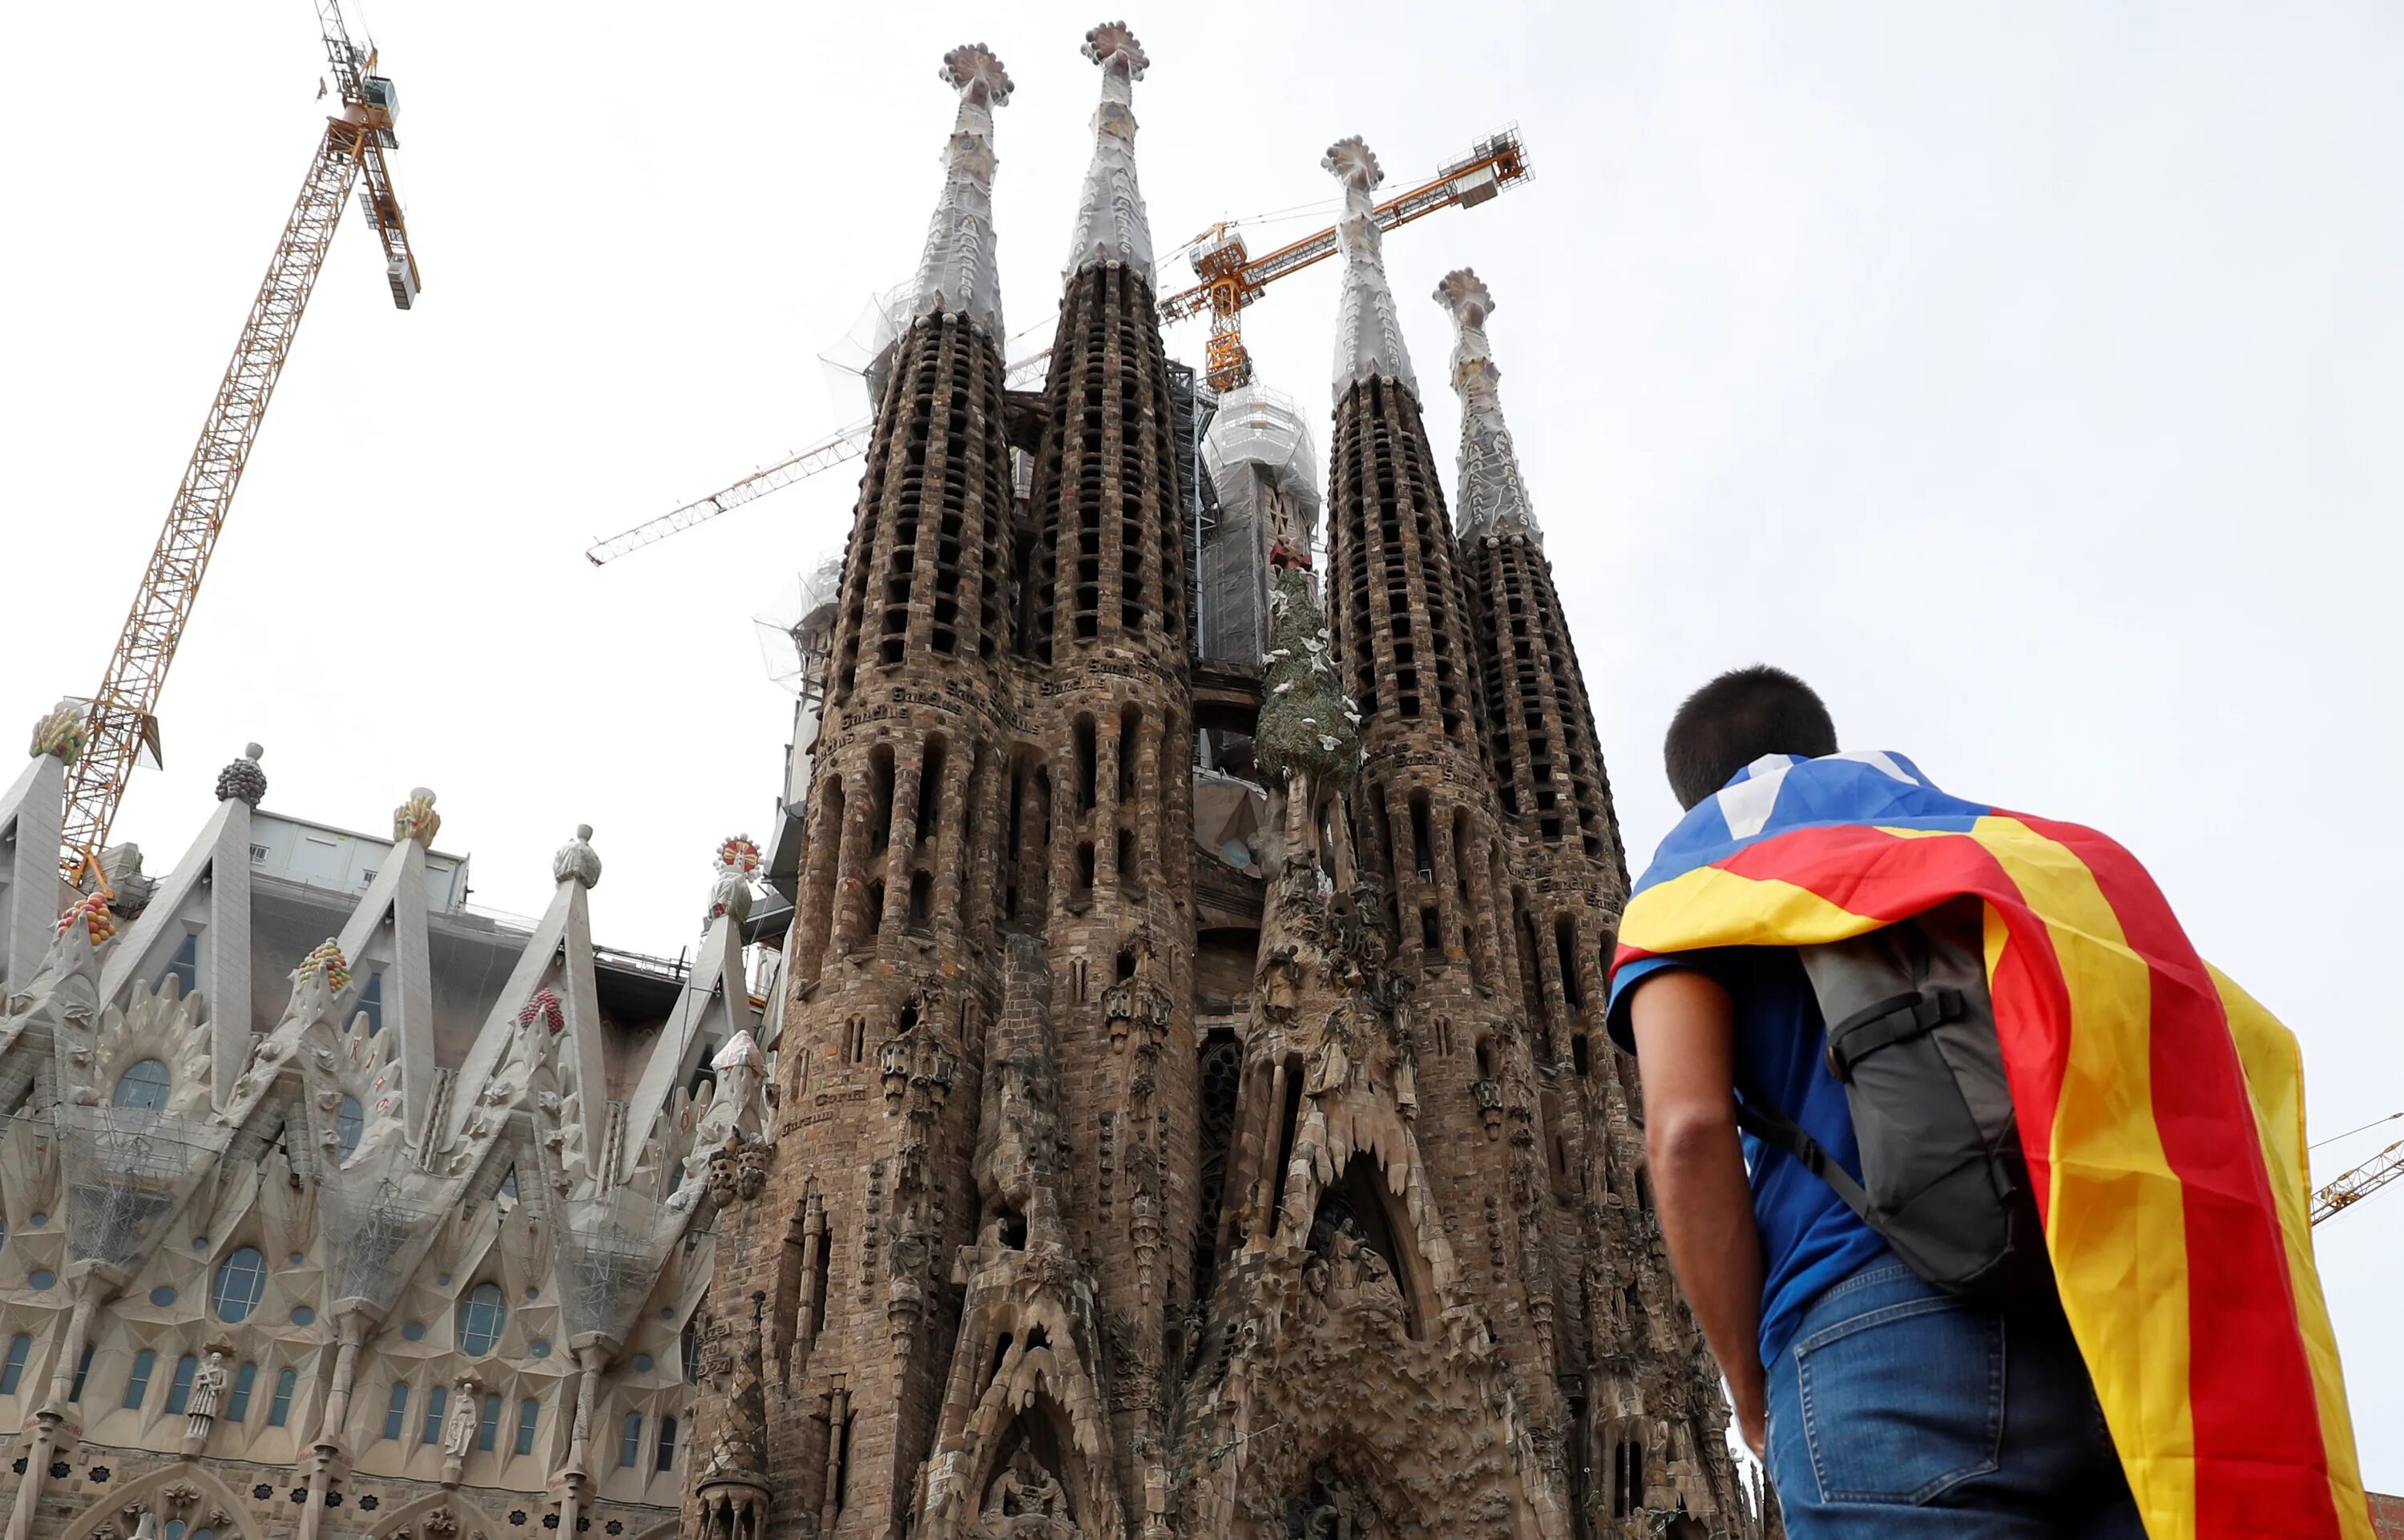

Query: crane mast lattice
left=2313, top=1137, right=2403, bottom=1225
left=58, top=0, right=419, bottom=877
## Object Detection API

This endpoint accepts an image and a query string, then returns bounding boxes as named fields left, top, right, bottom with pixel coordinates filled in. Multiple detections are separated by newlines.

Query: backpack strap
left=1824, top=987, right=1966, bottom=1080
left=1732, top=1081, right=1878, bottom=1228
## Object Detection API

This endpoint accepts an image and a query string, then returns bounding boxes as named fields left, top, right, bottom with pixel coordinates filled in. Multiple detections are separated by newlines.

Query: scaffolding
left=54, top=1106, right=230, bottom=1276
left=560, top=1182, right=680, bottom=1343
left=320, top=1172, right=441, bottom=1312
left=1197, top=382, right=1320, bottom=668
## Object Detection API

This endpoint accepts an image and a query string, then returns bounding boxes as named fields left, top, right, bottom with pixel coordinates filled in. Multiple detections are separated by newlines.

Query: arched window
left=335, top=1095, right=364, bottom=1159
left=224, top=1361, right=258, bottom=1421
left=68, top=1344, right=93, bottom=1402
left=383, top=1381, right=410, bottom=1441
left=122, top=1349, right=158, bottom=1409
left=357, top=971, right=385, bottom=1035
left=167, top=1353, right=199, bottom=1413
left=458, top=1283, right=506, bottom=1356
left=163, top=1521, right=186, bottom=1540
left=421, top=1385, right=447, bottom=1445
left=0, top=1335, right=30, bottom=1395
left=478, top=1392, right=502, bottom=1451
left=618, top=1412, right=643, bottom=1467
left=212, top=1247, right=267, bottom=1322
left=655, top=1414, right=679, bottom=1471
left=514, top=1397, right=540, bottom=1456
left=268, top=1366, right=297, bottom=1426
left=113, top=1058, right=171, bottom=1115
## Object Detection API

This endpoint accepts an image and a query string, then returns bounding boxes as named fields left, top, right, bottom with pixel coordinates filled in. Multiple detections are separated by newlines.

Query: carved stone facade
left=0, top=736, right=774, bottom=1540
left=688, top=28, right=1775, bottom=1540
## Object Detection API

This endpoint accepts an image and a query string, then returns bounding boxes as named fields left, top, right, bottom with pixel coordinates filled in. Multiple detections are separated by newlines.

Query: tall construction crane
left=58, top=0, right=420, bottom=878
left=585, top=127, right=1532, bottom=566
left=2312, top=1115, right=2403, bottom=1226
left=1162, top=127, right=1531, bottom=393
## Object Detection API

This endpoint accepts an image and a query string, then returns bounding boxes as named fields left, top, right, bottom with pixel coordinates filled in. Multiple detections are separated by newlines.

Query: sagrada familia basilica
left=681, top=26, right=1769, bottom=1540
left=0, top=22, right=1773, bottom=1540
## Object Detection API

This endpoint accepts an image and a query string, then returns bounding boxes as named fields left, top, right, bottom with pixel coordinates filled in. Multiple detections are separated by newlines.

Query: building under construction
left=0, top=744, right=765, bottom=1540
left=688, top=27, right=1769, bottom=1540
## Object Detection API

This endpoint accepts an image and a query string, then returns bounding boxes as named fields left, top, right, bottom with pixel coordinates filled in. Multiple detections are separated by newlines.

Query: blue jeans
left=1765, top=1258, right=2144, bottom=1539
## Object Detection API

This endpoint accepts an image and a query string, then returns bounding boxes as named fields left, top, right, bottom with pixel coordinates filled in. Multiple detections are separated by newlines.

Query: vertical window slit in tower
left=1516, top=898, right=1545, bottom=1031
left=806, top=778, right=843, bottom=973
left=908, top=872, right=933, bottom=932
left=917, top=738, right=946, bottom=841
left=1073, top=716, right=1098, bottom=812
left=1192, top=1030, right=1243, bottom=1303
left=1268, top=1054, right=1306, bottom=1235
left=1556, top=913, right=1587, bottom=1014
left=1002, top=766, right=1025, bottom=925
left=868, top=745, right=896, bottom=854
left=1075, top=843, right=1095, bottom=900
left=1120, top=702, right=1145, bottom=788
left=1409, top=794, right=1434, bottom=881
left=1116, top=831, right=1135, bottom=889
left=811, top=1219, right=834, bottom=1337
left=865, top=882, right=885, bottom=936
left=833, top=1408, right=856, bottom=1516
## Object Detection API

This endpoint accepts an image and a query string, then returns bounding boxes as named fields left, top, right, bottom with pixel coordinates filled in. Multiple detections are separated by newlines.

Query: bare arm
left=1630, top=969, right=1769, bottom=1455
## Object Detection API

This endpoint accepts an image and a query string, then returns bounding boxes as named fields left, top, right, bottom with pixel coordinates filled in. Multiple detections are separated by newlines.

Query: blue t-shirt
left=1608, top=945, right=1889, bottom=1368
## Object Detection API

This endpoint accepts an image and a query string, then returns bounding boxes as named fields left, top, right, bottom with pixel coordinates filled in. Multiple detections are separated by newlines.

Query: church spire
left=1436, top=268, right=1538, bottom=541
left=909, top=42, right=1013, bottom=337
left=1063, top=22, right=1154, bottom=280
left=1325, top=136, right=1417, bottom=405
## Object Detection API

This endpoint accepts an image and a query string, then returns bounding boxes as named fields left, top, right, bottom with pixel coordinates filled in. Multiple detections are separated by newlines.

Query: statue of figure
left=978, top=1447, right=1077, bottom=1538
left=443, top=1385, right=480, bottom=1457
left=1328, top=1220, right=1365, bottom=1296
left=1298, top=1466, right=1365, bottom=1540
left=186, top=1352, right=228, bottom=1419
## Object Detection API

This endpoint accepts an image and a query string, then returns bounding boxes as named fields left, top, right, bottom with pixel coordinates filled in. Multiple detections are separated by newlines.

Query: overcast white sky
left=4, top=0, right=2398, bottom=1488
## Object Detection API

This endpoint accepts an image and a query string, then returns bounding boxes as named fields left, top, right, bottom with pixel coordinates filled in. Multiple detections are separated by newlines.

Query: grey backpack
left=1735, top=897, right=2055, bottom=1304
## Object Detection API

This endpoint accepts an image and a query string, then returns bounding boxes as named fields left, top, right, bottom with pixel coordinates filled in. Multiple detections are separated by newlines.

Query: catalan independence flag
left=1608, top=751, right=2370, bottom=1540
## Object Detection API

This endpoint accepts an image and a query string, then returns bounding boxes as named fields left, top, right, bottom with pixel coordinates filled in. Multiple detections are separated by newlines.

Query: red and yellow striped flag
left=1609, top=752, right=2371, bottom=1540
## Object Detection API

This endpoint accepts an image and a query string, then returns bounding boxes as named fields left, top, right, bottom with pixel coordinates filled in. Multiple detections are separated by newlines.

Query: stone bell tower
left=751, top=39, right=1021, bottom=1540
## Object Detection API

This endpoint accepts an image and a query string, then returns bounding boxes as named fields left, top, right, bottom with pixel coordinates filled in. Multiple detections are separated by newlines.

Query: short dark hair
left=1664, top=665, right=1837, bottom=810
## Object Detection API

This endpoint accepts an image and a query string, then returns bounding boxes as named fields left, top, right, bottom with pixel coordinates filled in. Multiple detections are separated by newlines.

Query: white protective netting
left=753, top=555, right=847, bottom=699
left=320, top=1172, right=441, bottom=1312
left=559, top=1183, right=680, bottom=1343
left=54, top=1106, right=230, bottom=1276
left=1197, top=384, right=1323, bottom=664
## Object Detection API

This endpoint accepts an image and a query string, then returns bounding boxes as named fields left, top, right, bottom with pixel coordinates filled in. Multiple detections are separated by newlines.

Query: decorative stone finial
left=393, top=788, right=440, bottom=846
left=57, top=892, right=116, bottom=945
left=297, top=939, right=351, bottom=994
left=910, top=44, right=1012, bottom=336
left=214, top=743, right=268, bottom=806
left=712, top=1029, right=767, bottom=1075
left=1435, top=268, right=1539, bottom=540
left=1063, top=22, right=1154, bottom=278
left=30, top=700, right=84, bottom=764
left=1325, top=136, right=1416, bottom=405
left=553, top=824, right=603, bottom=889
left=709, top=836, right=761, bottom=926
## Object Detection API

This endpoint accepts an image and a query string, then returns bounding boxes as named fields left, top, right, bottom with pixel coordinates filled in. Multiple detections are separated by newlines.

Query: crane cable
left=2309, top=1110, right=2401, bottom=1151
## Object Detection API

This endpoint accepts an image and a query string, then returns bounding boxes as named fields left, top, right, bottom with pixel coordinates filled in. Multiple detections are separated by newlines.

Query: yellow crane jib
left=58, top=0, right=420, bottom=877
